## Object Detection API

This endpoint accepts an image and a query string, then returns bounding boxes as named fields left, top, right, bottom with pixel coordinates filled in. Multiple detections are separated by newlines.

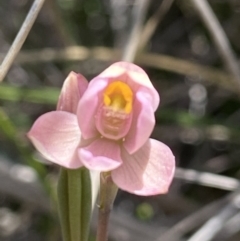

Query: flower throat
left=96, top=81, right=133, bottom=140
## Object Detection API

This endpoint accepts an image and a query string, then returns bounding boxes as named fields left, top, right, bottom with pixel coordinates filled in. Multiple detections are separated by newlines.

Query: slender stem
left=138, top=0, right=175, bottom=51
left=121, top=0, right=150, bottom=62
left=97, top=206, right=111, bottom=241
left=8, top=46, right=240, bottom=94
left=159, top=191, right=237, bottom=241
left=187, top=192, right=240, bottom=241
left=191, top=0, right=240, bottom=82
left=216, top=212, right=240, bottom=240
left=96, top=173, right=118, bottom=241
left=175, top=168, right=240, bottom=191
left=0, top=0, right=46, bottom=82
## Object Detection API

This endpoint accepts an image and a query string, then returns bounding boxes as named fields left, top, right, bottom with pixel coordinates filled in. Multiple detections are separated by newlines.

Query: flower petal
left=28, top=111, right=82, bottom=169
left=96, top=62, right=125, bottom=79
left=97, top=62, right=160, bottom=111
left=77, top=78, right=108, bottom=139
left=123, top=90, right=155, bottom=154
left=57, top=71, right=88, bottom=113
left=78, top=138, right=122, bottom=171
left=112, top=139, right=175, bottom=196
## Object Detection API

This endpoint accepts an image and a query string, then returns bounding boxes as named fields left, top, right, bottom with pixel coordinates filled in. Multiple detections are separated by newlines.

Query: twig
left=187, top=192, right=240, bottom=241
left=122, top=0, right=150, bottom=62
left=108, top=0, right=129, bottom=48
left=214, top=211, right=240, bottom=240
left=0, top=0, right=46, bottom=82
left=159, top=191, right=239, bottom=241
left=191, top=0, right=240, bottom=83
left=138, top=0, right=175, bottom=51
left=137, top=52, right=240, bottom=93
left=1, top=46, right=239, bottom=94
left=175, top=168, right=240, bottom=191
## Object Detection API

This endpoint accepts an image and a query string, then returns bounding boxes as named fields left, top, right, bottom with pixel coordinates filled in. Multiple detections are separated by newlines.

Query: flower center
left=103, top=81, right=133, bottom=113
left=96, top=81, right=134, bottom=140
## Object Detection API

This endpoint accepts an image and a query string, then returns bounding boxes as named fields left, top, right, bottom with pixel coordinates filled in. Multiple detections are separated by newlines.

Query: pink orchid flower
left=28, top=62, right=175, bottom=196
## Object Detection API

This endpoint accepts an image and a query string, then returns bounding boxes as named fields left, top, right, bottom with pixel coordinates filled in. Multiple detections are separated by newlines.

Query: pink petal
left=57, top=71, right=88, bottom=113
left=123, top=90, right=155, bottom=154
left=77, top=78, right=108, bottom=139
left=96, top=62, right=125, bottom=79
left=136, top=86, right=160, bottom=112
left=112, top=139, right=175, bottom=196
left=28, top=111, right=82, bottom=169
left=78, top=138, right=122, bottom=171
left=97, top=62, right=160, bottom=111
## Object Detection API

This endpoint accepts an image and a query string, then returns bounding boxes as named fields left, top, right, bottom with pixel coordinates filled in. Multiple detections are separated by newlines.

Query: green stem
left=96, top=173, right=118, bottom=241
left=57, top=167, right=92, bottom=241
left=68, top=169, right=82, bottom=241
left=80, top=168, right=92, bottom=241
left=57, top=168, right=71, bottom=241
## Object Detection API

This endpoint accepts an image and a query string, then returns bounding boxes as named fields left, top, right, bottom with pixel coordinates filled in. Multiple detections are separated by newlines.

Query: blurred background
left=1, top=0, right=240, bottom=240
